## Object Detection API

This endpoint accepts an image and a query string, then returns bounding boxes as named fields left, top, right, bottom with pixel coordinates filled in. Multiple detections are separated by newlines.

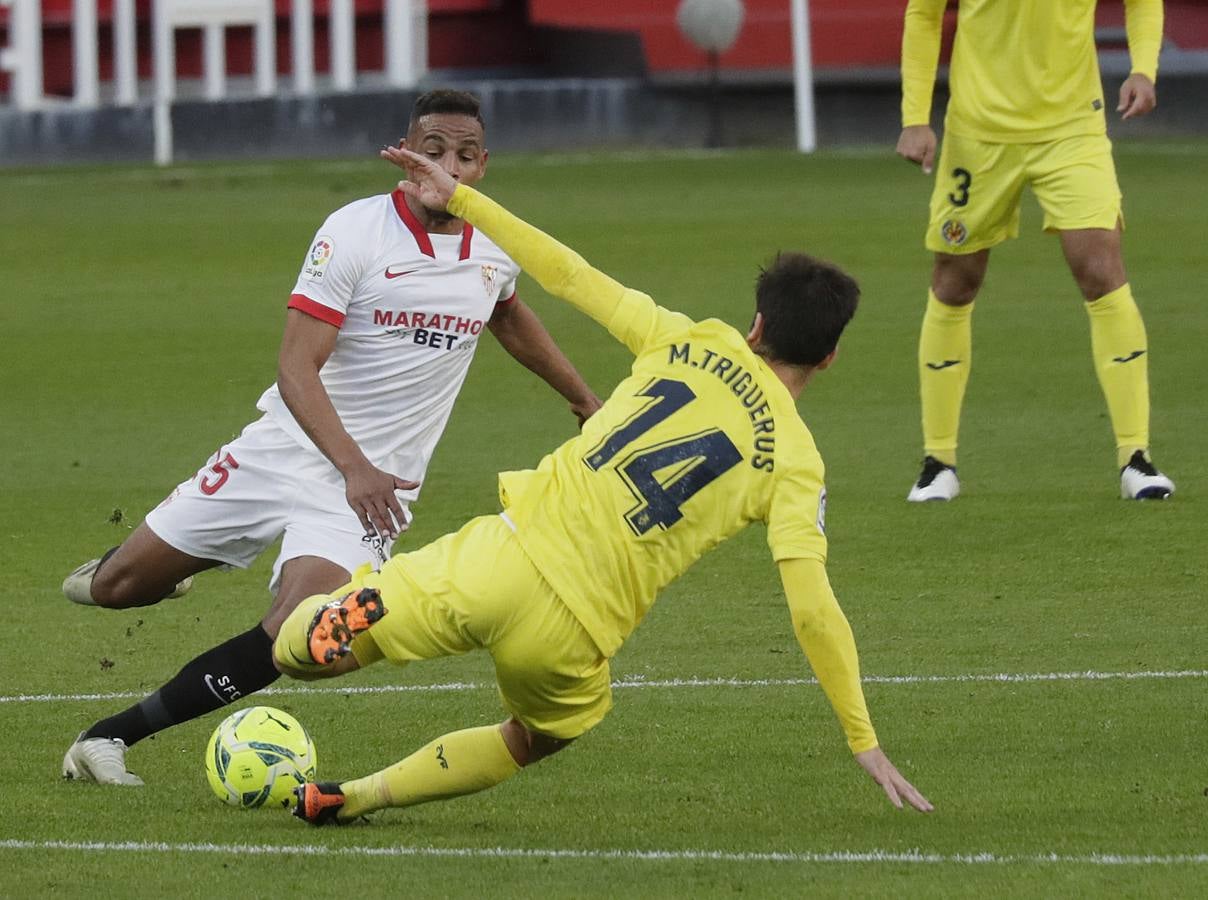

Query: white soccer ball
left=204, top=706, right=317, bottom=809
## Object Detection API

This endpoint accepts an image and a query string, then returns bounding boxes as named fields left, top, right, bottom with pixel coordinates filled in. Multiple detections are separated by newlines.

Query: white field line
left=3, top=669, right=1207, bottom=706
left=1, top=839, right=1207, bottom=867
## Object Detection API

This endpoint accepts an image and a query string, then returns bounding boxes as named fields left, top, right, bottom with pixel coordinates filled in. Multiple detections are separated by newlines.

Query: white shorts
left=144, top=415, right=409, bottom=593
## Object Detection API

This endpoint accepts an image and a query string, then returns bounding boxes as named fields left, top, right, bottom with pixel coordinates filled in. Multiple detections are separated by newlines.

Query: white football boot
left=907, top=456, right=960, bottom=502
left=62, top=557, right=193, bottom=606
left=1120, top=450, right=1175, bottom=500
left=62, top=733, right=145, bottom=786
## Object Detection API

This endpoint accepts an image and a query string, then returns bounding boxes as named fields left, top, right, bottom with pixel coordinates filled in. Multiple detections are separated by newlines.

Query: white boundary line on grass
left=1, top=838, right=1207, bottom=867
left=3, top=669, right=1207, bottom=706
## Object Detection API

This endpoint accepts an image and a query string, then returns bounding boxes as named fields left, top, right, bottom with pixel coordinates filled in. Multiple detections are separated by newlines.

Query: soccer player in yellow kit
left=273, top=145, right=932, bottom=825
left=898, top=0, right=1175, bottom=502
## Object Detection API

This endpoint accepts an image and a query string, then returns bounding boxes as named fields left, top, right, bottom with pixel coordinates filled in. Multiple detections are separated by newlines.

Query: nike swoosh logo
left=1112, top=350, right=1146, bottom=364
left=925, top=360, right=961, bottom=370
left=385, top=267, right=417, bottom=279
left=203, top=674, right=226, bottom=703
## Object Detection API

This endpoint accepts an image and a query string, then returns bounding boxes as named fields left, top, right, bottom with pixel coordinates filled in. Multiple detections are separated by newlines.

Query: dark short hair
left=753, top=252, right=860, bottom=366
left=409, top=89, right=484, bottom=130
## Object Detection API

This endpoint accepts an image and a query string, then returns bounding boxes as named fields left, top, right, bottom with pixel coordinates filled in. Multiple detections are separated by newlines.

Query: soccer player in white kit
left=61, top=90, right=602, bottom=786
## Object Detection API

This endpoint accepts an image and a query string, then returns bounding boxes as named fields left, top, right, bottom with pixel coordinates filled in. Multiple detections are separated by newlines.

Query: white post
left=203, top=23, right=226, bottom=100
left=73, top=0, right=100, bottom=107
left=113, top=0, right=138, bottom=105
left=254, top=0, right=276, bottom=96
left=330, top=0, right=355, bottom=91
left=153, top=0, right=175, bottom=103
left=152, top=0, right=175, bottom=165
left=154, top=96, right=173, bottom=165
left=790, top=0, right=817, bottom=153
left=292, top=0, right=315, bottom=94
left=385, top=0, right=426, bottom=87
left=411, top=0, right=428, bottom=79
left=1, top=0, right=44, bottom=109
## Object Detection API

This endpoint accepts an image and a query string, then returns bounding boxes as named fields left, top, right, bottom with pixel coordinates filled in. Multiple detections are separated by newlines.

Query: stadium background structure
left=3, top=0, right=1208, bottom=165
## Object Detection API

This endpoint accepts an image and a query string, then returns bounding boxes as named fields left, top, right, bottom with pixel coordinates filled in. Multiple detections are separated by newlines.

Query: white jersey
left=257, top=190, right=520, bottom=498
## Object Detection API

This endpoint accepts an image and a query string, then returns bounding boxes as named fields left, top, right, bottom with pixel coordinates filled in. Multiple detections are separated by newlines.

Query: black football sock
left=83, top=624, right=280, bottom=747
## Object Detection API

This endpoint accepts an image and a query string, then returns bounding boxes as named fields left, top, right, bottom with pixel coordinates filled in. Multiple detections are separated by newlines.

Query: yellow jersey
left=902, top=0, right=1164, bottom=143
left=448, top=191, right=828, bottom=659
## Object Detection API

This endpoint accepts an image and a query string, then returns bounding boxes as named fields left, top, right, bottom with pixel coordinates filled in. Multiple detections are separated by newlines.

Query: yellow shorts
left=346, top=514, right=612, bottom=741
left=925, top=131, right=1123, bottom=254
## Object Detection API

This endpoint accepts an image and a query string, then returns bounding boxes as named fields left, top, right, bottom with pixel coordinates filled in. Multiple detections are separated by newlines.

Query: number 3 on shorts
left=948, top=167, right=973, bottom=208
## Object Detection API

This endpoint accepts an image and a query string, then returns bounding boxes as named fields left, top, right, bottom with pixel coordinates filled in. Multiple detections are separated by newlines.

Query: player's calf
left=63, top=549, right=194, bottom=608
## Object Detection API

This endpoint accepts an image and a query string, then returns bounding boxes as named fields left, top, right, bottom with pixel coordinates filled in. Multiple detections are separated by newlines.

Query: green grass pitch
left=2, top=142, right=1206, bottom=897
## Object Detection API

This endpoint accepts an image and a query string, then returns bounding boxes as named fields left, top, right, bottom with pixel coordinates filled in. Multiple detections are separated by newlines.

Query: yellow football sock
left=1085, top=284, right=1150, bottom=467
left=340, top=725, right=521, bottom=819
left=918, top=290, right=973, bottom=467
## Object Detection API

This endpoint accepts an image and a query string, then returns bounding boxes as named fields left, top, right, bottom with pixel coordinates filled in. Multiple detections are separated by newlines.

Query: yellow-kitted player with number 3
left=897, top=0, right=1175, bottom=502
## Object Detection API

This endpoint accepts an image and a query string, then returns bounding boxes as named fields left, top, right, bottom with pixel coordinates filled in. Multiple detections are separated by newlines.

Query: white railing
left=0, top=0, right=427, bottom=114
left=0, top=0, right=44, bottom=108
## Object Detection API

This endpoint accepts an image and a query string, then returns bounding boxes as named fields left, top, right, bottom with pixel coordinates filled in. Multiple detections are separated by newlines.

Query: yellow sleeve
left=900, top=0, right=947, bottom=127
left=1124, top=0, right=1164, bottom=82
left=448, top=184, right=693, bottom=356
left=779, top=557, right=878, bottom=754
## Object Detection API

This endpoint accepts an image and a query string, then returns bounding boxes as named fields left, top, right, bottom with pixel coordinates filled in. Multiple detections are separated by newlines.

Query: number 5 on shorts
left=199, top=451, right=240, bottom=496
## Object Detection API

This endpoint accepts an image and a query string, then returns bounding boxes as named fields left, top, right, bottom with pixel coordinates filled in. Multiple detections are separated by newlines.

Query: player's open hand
left=1118, top=73, right=1157, bottom=120
left=855, top=747, right=933, bottom=812
left=342, top=460, right=419, bottom=540
left=381, top=144, right=458, bottom=212
left=896, top=125, right=937, bottom=175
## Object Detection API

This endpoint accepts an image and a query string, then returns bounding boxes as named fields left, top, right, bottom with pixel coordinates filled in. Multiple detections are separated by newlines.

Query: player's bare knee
left=500, top=717, right=573, bottom=767
left=931, top=253, right=987, bottom=305
left=1072, top=259, right=1127, bottom=301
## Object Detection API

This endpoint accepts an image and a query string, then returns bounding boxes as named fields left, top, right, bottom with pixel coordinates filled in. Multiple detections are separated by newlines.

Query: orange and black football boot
left=307, top=588, right=387, bottom=665
left=292, top=782, right=348, bottom=826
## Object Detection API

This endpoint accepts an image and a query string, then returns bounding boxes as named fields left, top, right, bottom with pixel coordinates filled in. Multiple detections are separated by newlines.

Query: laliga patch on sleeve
left=303, top=235, right=335, bottom=282
left=816, top=488, right=827, bottom=536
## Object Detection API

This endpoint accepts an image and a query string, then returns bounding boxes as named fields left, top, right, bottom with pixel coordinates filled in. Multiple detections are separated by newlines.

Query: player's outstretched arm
left=382, top=145, right=626, bottom=322
left=778, top=557, right=933, bottom=812
left=382, top=145, right=689, bottom=356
